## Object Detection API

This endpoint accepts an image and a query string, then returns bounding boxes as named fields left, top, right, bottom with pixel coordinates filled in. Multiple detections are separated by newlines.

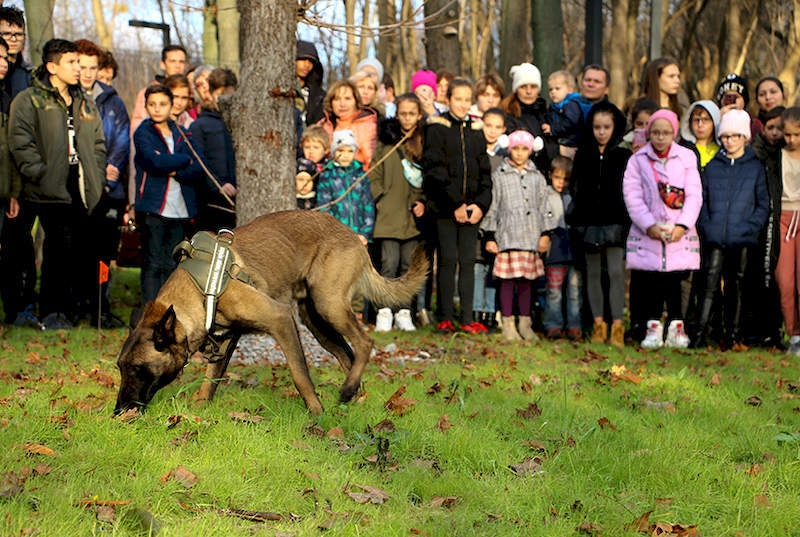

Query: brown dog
left=114, top=210, right=428, bottom=415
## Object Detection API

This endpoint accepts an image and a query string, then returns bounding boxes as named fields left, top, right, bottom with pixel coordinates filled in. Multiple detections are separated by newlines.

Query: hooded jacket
left=698, top=146, right=769, bottom=247
left=3, top=56, right=32, bottom=100
left=9, top=65, right=106, bottom=212
left=542, top=187, right=575, bottom=265
left=754, top=138, right=786, bottom=279
left=296, top=40, right=325, bottom=126
left=623, top=142, right=702, bottom=272
left=133, top=118, right=204, bottom=218
left=567, top=101, right=632, bottom=227
left=91, top=80, right=130, bottom=201
left=318, top=107, right=378, bottom=170
left=370, top=117, right=424, bottom=240
left=678, top=100, right=721, bottom=171
left=189, top=109, right=236, bottom=209
left=422, top=111, right=492, bottom=217
left=317, top=160, right=375, bottom=239
left=506, top=96, right=558, bottom=170
left=547, top=92, right=586, bottom=148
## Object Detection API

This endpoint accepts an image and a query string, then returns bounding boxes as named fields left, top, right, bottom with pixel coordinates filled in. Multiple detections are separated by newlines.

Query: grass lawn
left=1, top=269, right=800, bottom=536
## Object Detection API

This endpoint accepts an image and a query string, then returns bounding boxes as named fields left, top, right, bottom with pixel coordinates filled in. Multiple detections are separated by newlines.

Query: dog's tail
left=356, top=243, right=429, bottom=308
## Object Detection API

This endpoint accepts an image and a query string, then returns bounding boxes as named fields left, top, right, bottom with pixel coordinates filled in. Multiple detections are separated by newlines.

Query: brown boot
left=517, top=316, right=539, bottom=341
left=501, top=316, right=523, bottom=341
left=591, top=321, right=608, bottom=343
left=609, top=322, right=625, bottom=347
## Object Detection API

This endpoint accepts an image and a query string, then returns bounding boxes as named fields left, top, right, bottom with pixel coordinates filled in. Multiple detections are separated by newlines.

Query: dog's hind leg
left=298, top=297, right=354, bottom=372
left=195, top=334, right=241, bottom=403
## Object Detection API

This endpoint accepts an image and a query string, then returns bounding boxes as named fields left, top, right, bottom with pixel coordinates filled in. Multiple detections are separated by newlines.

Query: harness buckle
left=217, top=228, right=235, bottom=245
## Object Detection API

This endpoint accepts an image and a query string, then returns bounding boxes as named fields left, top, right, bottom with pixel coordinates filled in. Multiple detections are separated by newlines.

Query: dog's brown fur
left=114, top=210, right=428, bottom=415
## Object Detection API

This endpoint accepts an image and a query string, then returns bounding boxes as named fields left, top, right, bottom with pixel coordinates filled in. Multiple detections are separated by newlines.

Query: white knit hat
left=509, top=63, right=542, bottom=94
left=718, top=109, right=751, bottom=142
left=331, top=129, right=358, bottom=153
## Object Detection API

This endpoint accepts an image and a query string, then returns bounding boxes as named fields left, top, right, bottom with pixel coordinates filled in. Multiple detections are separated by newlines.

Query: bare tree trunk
left=345, top=0, right=358, bottom=74
left=217, top=0, right=240, bottom=72
left=531, top=0, right=565, bottom=83
left=626, top=0, right=642, bottom=94
left=779, top=0, right=800, bottom=104
left=357, top=0, right=372, bottom=63
left=168, top=0, right=187, bottom=51
left=473, top=0, right=495, bottom=79
left=203, top=0, right=219, bottom=66
left=376, top=0, right=392, bottom=68
left=721, top=2, right=742, bottom=74
left=608, top=0, right=628, bottom=106
left=92, top=0, right=112, bottom=49
left=424, top=0, right=460, bottom=73
left=23, top=0, right=55, bottom=64
left=222, top=0, right=295, bottom=225
left=500, top=0, right=528, bottom=86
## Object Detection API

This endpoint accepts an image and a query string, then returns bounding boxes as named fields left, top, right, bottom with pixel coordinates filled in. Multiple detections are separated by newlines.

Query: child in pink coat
left=623, top=109, right=703, bottom=348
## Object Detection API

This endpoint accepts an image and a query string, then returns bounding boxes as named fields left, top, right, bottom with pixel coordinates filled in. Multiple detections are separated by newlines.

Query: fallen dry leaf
left=373, top=419, right=395, bottom=433
left=597, top=417, right=616, bottom=430
left=161, top=465, right=198, bottom=488
left=96, top=505, right=115, bottom=523
left=346, top=484, right=390, bottom=504
left=429, top=496, right=459, bottom=508
left=170, top=430, right=198, bottom=446
left=33, top=464, right=53, bottom=476
left=509, top=458, right=543, bottom=476
left=625, top=510, right=652, bottom=532
left=384, top=384, right=417, bottom=416
left=291, top=440, right=313, bottom=450
left=754, top=493, right=772, bottom=507
left=745, top=463, right=763, bottom=477
left=515, top=402, right=542, bottom=420
left=643, top=399, right=676, bottom=413
left=709, top=372, right=721, bottom=386
left=435, top=415, right=452, bottom=432
left=24, top=444, right=56, bottom=457
left=228, top=412, right=264, bottom=424
left=116, top=408, right=140, bottom=423
left=745, top=396, right=762, bottom=407
left=654, top=497, right=672, bottom=508
left=426, top=382, right=444, bottom=394
left=575, top=522, right=603, bottom=535
left=0, top=468, right=29, bottom=498
left=326, top=427, right=344, bottom=438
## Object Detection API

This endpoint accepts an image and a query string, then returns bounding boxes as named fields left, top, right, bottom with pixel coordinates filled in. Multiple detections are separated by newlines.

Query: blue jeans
left=473, top=262, right=496, bottom=313
left=543, top=264, right=582, bottom=330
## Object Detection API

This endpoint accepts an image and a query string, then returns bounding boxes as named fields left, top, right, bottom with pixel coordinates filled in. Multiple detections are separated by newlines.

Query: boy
left=0, top=6, right=31, bottom=99
left=423, top=78, right=492, bottom=333
left=317, top=129, right=374, bottom=244
left=191, top=67, right=238, bottom=231
left=9, top=38, right=106, bottom=330
left=541, top=156, right=581, bottom=340
left=754, top=106, right=786, bottom=152
left=621, top=98, right=659, bottom=153
left=0, top=36, right=20, bottom=237
left=544, top=70, right=585, bottom=156
left=296, top=125, right=330, bottom=210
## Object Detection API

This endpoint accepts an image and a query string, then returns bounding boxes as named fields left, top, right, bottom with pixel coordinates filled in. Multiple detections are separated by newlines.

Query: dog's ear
left=153, top=305, right=177, bottom=352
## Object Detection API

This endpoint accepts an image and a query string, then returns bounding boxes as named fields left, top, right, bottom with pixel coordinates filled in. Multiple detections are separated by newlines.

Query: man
left=75, top=39, right=130, bottom=327
left=0, top=6, right=31, bottom=99
left=580, top=64, right=610, bottom=104
left=9, top=39, right=106, bottom=330
left=296, top=40, right=324, bottom=126
left=0, top=37, right=20, bottom=240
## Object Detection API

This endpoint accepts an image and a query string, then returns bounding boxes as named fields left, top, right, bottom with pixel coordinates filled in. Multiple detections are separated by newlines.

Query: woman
left=755, top=76, right=785, bottom=124
left=642, top=58, right=682, bottom=117
left=350, top=69, right=384, bottom=117
left=317, top=80, right=378, bottom=169
left=189, top=65, right=214, bottom=119
left=469, top=73, right=505, bottom=120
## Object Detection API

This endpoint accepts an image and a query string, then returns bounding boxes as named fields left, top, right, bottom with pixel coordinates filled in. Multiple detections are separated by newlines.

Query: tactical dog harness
left=172, top=229, right=253, bottom=361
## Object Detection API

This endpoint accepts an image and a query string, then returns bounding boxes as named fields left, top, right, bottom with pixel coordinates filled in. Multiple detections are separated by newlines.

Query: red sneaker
left=547, top=328, right=563, bottom=340
left=462, top=321, right=488, bottom=334
left=566, top=327, right=582, bottom=341
left=437, top=320, right=456, bottom=333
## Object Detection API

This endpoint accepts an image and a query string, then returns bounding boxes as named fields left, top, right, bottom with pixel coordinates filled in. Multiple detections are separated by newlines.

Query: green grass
left=2, top=269, right=800, bottom=536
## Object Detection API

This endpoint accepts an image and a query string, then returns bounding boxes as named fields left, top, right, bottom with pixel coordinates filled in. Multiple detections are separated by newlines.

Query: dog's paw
left=339, top=384, right=360, bottom=403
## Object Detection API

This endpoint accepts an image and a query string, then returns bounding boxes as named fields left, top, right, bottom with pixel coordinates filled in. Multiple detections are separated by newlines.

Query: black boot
left=690, top=248, right=723, bottom=348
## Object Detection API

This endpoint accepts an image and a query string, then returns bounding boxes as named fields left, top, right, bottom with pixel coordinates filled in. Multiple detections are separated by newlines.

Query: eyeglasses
left=650, top=130, right=673, bottom=138
left=720, top=134, right=744, bottom=141
left=691, top=116, right=712, bottom=124
left=0, top=31, right=24, bottom=41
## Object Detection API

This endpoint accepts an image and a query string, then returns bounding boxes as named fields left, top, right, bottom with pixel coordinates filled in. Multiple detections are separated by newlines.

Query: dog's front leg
left=195, top=334, right=241, bottom=403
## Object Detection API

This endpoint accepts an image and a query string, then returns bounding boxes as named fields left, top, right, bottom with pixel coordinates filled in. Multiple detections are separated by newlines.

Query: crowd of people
left=0, top=3, right=797, bottom=356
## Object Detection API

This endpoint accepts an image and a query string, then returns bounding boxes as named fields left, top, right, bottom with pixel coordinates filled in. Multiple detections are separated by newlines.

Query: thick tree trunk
left=608, top=0, right=628, bottom=107
left=345, top=0, right=358, bottom=74
left=500, top=0, right=528, bottom=87
left=357, top=0, right=372, bottom=63
left=203, top=0, right=219, bottom=66
left=217, top=0, right=240, bottom=72
left=531, top=0, right=565, bottom=83
left=222, top=0, right=295, bottom=225
left=778, top=0, right=800, bottom=104
left=721, top=2, right=742, bottom=74
left=424, top=0, right=460, bottom=73
left=376, top=0, right=392, bottom=69
left=23, top=0, right=54, bottom=65
left=91, top=0, right=112, bottom=49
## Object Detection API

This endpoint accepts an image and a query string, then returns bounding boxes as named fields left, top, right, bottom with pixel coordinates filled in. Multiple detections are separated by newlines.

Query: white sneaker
left=641, top=320, right=664, bottom=348
left=375, top=308, right=393, bottom=332
left=394, top=309, right=416, bottom=331
left=789, top=335, right=800, bottom=355
left=665, top=320, right=690, bottom=348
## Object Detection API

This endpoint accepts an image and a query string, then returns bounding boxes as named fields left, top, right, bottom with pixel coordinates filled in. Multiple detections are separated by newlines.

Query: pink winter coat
left=623, top=142, right=702, bottom=272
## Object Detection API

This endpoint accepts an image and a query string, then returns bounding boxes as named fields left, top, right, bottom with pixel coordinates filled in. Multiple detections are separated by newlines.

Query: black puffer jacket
left=754, top=137, right=785, bottom=279
left=505, top=97, right=559, bottom=171
left=567, top=101, right=632, bottom=227
left=422, top=112, right=492, bottom=217
left=296, top=40, right=325, bottom=126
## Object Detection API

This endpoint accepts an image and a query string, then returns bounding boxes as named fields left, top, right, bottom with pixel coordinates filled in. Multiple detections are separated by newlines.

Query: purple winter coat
left=623, top=142, right=703, bottom=272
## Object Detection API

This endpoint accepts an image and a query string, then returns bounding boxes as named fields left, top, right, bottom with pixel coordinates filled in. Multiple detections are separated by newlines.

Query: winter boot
left=517, top=316, right=539, bottom=341
left=501, top=316, right=523, bottom=341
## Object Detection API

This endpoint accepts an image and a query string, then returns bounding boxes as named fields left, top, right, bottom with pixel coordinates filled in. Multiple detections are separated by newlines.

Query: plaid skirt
left=492, top=250, right=544, bottom=280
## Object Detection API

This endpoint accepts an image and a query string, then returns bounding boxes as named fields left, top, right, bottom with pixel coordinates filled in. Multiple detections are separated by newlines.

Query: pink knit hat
left=646, top=109, right=679, bottom=137
left=412, top=70, right=437, bottom=98
left=508, top=130, right=536, bottom=152
left=718, top=109, right=751, bottom=141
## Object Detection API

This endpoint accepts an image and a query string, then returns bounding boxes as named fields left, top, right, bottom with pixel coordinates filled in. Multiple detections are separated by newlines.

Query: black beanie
left=716, top=73, right=750, bottom=106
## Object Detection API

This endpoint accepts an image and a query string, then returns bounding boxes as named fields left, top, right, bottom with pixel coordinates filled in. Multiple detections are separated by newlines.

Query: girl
left=642, top=58, right=682, bottom=117
left=370, top=94, right=426, bottom=332
left=164, top=74, right=194, bottom=129
left=678, top=100, right=721, bottom=171
left=766, top=107, right=800, bottom=354
left=469, top=73, right=505, bottom=120
left=623, top=110, right=702, bottom=348
left=422, top=78, right=492, bottom=333
left=695, top=110, right=769, bottom=349
left=501, top=62, right=557, bottom=171
left=133, top=84, right=204, bottom=304
left=755, top=76, right=785, bottom=124
left=317, top=80, right=378, bottom=170
left=621, top=98, right=659, bottom=154
left=411, top=70, right=438, bottom=117
left=482, top=130, right=549, bottom=341
left=567, top=101, right=632, bottom=346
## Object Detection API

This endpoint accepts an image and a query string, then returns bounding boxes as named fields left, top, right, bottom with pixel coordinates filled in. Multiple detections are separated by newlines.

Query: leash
left=313, top=130, right=411, bottom=212
left=174, top=123, right=236, bottom=213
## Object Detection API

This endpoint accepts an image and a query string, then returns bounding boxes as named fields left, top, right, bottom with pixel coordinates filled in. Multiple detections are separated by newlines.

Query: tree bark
left=532, top=0, right=565, bottom=83
left=357, top=0, right=373, bottom=64
left=217, top=0, right=240, bottom=72
left=92, top=0, right=112, bottom=49
left=608, top=0, right=628, bottom=106
left=23, top=0, right=55, bottom=65
left=424, top=0, right=460, bottom=73
left=500, top=0, right=528, bottom=87
left=203, top=0, right=219, bottom=66
left=345, top=0, right=358, bottom=74
left=779, top=1, right=800, bottom=104
left=721, top=2, right=742, bottom=74
left=376, top=0, right=391, bottom=69
left=222, top=0, right=295, bottom=225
